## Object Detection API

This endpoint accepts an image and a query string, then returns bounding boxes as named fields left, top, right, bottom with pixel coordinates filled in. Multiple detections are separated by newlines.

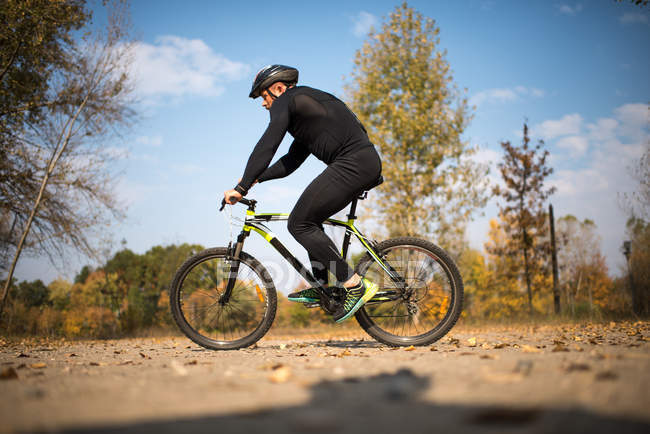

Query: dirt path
left=1, top=321, right=649, bottom=433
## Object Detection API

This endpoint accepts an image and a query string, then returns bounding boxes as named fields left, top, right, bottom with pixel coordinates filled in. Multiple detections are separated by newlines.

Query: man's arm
left=235, top=96, right=290, bottom=195
left=257, top=140, right=310, bottom=183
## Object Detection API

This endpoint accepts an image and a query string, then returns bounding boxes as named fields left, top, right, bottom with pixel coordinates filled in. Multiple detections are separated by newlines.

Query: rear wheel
left=355, top=237, right=463, bottom=347
left=169, top=247, right=276, bottom=350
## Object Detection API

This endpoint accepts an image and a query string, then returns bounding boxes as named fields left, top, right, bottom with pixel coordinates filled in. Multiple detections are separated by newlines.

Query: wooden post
left=549, top=204, right=560, bottom=314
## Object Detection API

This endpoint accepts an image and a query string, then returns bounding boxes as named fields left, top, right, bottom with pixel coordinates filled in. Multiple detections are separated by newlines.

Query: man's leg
left=288, top=168, right=356, bottom=285
left=308, top=224, right=329, bottom=287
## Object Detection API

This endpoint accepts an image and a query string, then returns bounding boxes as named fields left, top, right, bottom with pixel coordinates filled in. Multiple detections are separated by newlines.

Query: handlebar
left=219, top=197, right=255, bottom=212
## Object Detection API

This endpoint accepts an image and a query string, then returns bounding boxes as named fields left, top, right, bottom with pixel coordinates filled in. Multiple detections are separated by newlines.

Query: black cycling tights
left=287, top=145, right=382, bottom=285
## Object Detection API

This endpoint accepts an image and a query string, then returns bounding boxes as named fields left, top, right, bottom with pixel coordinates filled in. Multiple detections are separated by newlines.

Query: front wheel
left=169, top=247, right=277, bottom=350
left=355, top=237, right=463, bottom=347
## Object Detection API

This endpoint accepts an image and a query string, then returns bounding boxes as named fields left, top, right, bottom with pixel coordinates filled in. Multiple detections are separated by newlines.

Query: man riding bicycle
left=223, top=64, right=382, bottom=323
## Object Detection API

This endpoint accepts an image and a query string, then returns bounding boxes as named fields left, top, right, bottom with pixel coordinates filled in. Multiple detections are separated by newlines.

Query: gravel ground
left=1, top=321, right=649, bottom=433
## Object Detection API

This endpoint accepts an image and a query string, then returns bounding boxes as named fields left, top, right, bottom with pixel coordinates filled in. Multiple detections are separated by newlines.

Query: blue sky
left=16, top=0, right=650, bottom=291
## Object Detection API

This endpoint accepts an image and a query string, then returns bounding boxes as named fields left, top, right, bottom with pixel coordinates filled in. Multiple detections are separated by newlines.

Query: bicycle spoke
left=360, top=243, right=458, bottom=340
left=177, top=254, right=272, bottom=346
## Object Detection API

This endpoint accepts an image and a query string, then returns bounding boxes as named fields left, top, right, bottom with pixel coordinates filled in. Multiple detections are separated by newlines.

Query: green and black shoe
left=287, top=287, right=322, bottom=303
left=333, top=278, right=379, bottom=323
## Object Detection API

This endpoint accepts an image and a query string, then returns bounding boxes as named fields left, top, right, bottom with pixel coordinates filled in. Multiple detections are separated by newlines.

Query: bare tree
left=1, top=1, right=136, bottom=317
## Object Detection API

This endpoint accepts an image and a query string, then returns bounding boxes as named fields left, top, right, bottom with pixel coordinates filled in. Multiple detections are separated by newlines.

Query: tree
left=0, top=0, right=89, bottom=136
left=619, top=143, right=649, bottom=315
left=345, top=2, right=488, bottom=249
left=556, top=215, right=615, bottom=316
left=1, top=0, right=136, bottom=317
left=491, top=122, right=555, bottom=315
left=625, top=217, right=650, bottom=315
left=1, top=0, right=89, bottom=272
left=620, top=144, right=649, bottom=222
left=15, top=279, right=50, bottom=307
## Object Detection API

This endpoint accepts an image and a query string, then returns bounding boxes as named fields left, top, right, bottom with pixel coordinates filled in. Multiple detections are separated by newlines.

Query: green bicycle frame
left=220, top=197, right=404, bottom=310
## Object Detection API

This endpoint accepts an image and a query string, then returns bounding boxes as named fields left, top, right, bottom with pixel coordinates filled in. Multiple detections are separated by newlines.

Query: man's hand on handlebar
left=223, top=189, right=242, bottom=205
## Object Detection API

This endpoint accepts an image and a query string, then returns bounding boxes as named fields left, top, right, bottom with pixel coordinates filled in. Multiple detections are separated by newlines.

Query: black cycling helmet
left=249, top=64, right=299, bottom=99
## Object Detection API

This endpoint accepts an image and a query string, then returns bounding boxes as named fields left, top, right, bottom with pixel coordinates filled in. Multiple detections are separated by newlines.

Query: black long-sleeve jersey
left=236, top=86, right=372, bottom=194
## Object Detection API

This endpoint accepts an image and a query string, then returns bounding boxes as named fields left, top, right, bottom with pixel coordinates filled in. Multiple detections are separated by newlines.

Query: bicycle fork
left=219, top=232, right=248, bottom=305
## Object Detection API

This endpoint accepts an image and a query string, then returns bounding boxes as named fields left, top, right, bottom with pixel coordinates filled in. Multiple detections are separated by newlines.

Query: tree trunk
left=523, top=242, right=533, bottom=316
left=0, top=91, right=91, bottom=318
left=549, top=204, right=560, bottom=314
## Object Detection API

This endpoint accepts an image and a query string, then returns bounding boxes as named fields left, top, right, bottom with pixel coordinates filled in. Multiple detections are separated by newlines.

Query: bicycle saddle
left=357, top=175, right=383, bottom=200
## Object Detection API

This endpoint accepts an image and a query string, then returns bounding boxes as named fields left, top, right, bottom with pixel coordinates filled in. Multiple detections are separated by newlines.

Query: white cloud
left=557, top=4, right=583, bottom=15
left=587, top=118, right=618, bottom=143
left=552, top=168, right=608, bottom=197
left=470, top=147, right=501, bottom=165
left=619, top=12, right=648, bottom=25
left=556, top=135, right=589, bottom=157
left=534, top=113, right=583, bottom=140
left=470, top=86, right=544, bottom=107
left=136, top=135, right=163, bottom=147
left=132, top=36, right=249, bottom=101
left=352, top=11, right=378, bottom=37
left=615, top=103, right=649, bottom=141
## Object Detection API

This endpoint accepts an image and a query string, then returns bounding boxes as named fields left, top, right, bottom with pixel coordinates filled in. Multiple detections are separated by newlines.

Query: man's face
left=260, top=83, right=288, bottom=110
left=261, top=89, right=274, bottom=110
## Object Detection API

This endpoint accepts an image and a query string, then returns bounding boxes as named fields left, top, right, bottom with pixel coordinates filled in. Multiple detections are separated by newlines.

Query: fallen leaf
left=595, top=370, right=618, bottom=381
left=269, top=366, right=291, bottom=383
left=565, top=362, right=590, bottom=372
left=429, top=346, right=437, bottom=352
left=89, top=362, right=101, bottom=366
left=481, top=343, right=491, bottom=349
left=0, top=367, right=18, bottom=380
left=404, top=345, right=416, bottom=351
left=467, top=337, right=477, bottom=347
left=520, top=345, right=542, bottom=354
left=185, top=360, right=198, bottom=366
left=337, top=349, right=352, bottom=358
left=494, top=343, right=509, bottom=349
left=258, top=362, right=284, bottom=371
left=139, top=352, right=147, bottom=358
left=29, top=363, right=46, bottom=369
left=514, top=360, right=534, bottom=376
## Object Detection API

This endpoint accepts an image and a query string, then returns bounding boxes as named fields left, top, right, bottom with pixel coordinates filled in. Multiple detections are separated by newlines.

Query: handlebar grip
left=219, top=196, right=251, bottom=212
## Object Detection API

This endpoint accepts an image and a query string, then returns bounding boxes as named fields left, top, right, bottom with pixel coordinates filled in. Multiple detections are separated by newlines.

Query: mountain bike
left=169, top=178, right=463, bottom=350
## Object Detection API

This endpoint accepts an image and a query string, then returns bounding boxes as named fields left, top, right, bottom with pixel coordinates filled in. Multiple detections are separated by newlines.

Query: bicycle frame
left=220, top=196, right=405, bottom=312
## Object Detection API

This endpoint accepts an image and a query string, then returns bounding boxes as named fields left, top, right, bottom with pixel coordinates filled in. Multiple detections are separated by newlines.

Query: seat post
left=341, top=197, right=360, bottom=260
left=347, top=197, right=360, bottom=220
